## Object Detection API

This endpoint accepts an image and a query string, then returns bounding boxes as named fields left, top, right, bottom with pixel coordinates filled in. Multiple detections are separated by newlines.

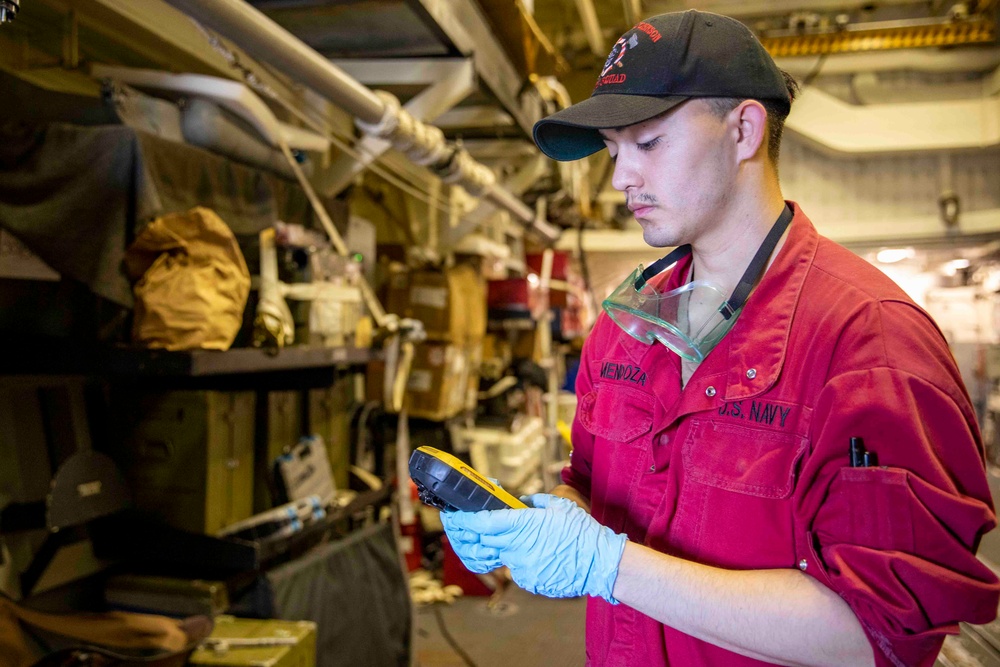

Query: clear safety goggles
left=603, top=273, right=739, bottom=362
left=602, top=205, right=794, bottom=363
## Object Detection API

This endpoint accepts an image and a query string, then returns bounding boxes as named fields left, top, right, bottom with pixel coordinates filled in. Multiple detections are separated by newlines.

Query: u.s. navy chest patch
left=718, top=400, right=792, bottom=428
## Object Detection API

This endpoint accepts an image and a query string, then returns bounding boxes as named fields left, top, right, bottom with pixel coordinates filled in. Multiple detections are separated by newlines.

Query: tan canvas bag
left=125, top=207, right=250, bottom=351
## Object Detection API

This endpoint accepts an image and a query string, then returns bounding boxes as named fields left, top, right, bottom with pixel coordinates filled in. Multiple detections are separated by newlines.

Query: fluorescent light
left=876, top=247, right=915, bottom=264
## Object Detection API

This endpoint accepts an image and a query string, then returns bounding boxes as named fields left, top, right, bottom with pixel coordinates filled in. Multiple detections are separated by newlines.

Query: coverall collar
left=637, top=201, right=818, bottom=424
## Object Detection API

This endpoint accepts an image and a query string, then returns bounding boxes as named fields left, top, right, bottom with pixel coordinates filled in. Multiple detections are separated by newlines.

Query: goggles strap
left=635, top=204, right=794, bottom=316
left=637, top=244, right=692, bottom=288
left=723, top=204, right=793, bottom=319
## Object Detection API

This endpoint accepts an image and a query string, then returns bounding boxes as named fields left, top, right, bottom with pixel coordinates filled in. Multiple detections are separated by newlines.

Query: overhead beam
left=435, top=106, right=515, bottom=130
left=787, top=87, right=1000, bottom=154
left=408, top=0, right=543, bottom=136
left=329, top=58, right=474, bottom=87
left=762, top=18, right=995, bottom=57
left=775, top=47, right=1000, bottom=77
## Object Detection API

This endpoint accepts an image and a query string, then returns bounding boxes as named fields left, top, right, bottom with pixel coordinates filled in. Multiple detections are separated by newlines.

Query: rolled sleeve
left=798, top=366, right=1000, bottom=666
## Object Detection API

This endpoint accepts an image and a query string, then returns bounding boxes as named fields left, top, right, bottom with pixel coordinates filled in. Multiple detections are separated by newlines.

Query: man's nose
left=610, top=152, right=641, bottom=192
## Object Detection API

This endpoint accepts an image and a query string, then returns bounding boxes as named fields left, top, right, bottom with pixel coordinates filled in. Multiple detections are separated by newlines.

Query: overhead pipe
left=161, top=0, right=559, bottom=244
left=572, top=0, right=606, bottom=57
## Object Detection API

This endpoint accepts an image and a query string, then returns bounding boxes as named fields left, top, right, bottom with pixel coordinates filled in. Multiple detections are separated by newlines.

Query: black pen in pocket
left=849, top=436, right=878, bottom=467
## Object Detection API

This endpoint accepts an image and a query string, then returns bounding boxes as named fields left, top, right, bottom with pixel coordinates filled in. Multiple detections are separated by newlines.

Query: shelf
left=106, top=346, right=379, bottom=376
left=487, top=311, right=537, bottom=332
left=1, top=342, right=380, bottom=377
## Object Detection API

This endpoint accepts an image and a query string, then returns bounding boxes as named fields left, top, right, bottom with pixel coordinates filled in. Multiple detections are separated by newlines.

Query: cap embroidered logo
left=599, top=33, right=639, bottom=82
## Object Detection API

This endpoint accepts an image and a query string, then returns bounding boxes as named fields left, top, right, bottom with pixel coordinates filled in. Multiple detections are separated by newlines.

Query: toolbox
left=188, top=615, right=317, bottom=667
left=104, top=573, right=230, bottom=618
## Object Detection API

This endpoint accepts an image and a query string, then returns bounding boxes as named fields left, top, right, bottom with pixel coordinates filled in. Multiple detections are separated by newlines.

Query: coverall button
left=798, top=559, right=808, bottom=571
left=659, top=434, right=670, bottom=445
left=649, top=464, right=655, bottom=472
left=746, top=368, right=757, bottom=379
left=705, top=386, right=717, bottom=397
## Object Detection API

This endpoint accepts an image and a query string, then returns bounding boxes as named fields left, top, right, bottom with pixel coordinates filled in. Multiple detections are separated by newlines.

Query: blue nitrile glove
left=437, top=477, right=507, bottom=573
left=440, top=493, right=627, bottom=603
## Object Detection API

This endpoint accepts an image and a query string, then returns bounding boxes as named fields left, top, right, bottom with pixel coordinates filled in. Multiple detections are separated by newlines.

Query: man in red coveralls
left=442, top=10, right=1000, bottom=666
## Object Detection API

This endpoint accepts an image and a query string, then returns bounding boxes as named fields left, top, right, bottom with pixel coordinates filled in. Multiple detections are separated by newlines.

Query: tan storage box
left=188, top=615, right=317, bottom=667
left=386, top=264, right=486, bottom=344
left=405, top=341, right=471, bottom=421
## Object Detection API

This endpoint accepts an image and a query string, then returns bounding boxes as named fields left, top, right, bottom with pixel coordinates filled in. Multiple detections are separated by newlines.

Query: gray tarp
left=265, top=521, right=412, bottom=667
left=0, top=122, right=311, bottom=307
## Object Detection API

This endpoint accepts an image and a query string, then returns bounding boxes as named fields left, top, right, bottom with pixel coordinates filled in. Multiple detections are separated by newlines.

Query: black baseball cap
left=533, top=10, right=791, bottom=161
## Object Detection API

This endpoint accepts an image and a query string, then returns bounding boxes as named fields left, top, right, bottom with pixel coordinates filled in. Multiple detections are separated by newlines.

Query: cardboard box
left=189, top=615, right=317, bottom=667
left=487, top=277, right=537, bottom=312
left=386, top=264, right=486, bottom=344
left=367, top=340, right=481, bottom=421
left=405, top=342, right=471, bottom=421
left=526, top=250, right=570, bottom=281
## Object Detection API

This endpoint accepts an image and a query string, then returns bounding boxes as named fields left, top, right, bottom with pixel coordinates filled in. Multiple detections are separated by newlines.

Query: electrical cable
left=800, top=52, right=829, bottom=89
left=432, top=604, right=479, bottom=667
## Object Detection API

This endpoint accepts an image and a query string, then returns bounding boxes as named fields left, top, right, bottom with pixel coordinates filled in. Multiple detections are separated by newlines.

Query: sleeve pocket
left=818, top=467, right=915, bottom=553
left=578, top=385, right=653, bottom=443
left=683, top=420, right=807, bottom=499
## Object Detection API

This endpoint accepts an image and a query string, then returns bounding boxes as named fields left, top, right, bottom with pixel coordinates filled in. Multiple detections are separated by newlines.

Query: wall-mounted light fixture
left=876, top=247, right=916, bottom=264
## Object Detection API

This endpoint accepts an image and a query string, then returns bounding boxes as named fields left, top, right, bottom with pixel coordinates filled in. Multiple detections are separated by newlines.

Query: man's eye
left=637, top=137, right=661, bottom=151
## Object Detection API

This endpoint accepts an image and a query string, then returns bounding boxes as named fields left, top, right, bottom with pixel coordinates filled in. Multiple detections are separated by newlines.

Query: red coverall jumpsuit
left=564, top=202, right=1000, bottom=666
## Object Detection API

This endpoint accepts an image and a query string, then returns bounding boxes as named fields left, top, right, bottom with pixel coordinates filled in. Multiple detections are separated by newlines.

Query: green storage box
left=109, top=390, right=256, bottom=535
left=189, top=615, right=317, bottom=667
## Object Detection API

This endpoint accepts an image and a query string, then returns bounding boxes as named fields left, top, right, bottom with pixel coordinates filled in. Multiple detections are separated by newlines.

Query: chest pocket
left=578, top=384, right=654, bottom=444
left=578, top=384, right=654, bottom=533
left=673, top=419, right=807, bottom=567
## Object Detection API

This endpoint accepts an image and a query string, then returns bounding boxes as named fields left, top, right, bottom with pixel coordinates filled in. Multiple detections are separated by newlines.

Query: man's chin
left=641, top=225, right=680, bottom=249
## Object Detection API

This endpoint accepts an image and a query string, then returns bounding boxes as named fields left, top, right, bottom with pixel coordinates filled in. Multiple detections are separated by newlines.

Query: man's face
left=599, top=99, right=738, bottom=249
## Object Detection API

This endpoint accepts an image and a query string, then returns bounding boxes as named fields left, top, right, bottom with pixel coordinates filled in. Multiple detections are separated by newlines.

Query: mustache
left=626, top=193, right=657, bottom=207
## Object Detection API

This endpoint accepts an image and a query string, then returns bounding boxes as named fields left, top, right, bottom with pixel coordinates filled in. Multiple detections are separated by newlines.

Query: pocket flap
left=683, top=420, right=807, bottom=499
left=578, top=385, right=654, bottom=442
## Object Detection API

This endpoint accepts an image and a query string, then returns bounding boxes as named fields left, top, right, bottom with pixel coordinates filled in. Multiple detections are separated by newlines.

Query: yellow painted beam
left=762, top=20, right=996, bottom=57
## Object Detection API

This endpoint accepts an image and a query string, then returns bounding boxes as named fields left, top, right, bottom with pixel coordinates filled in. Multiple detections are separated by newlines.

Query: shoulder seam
left=811, top=262, right=882, bottom=301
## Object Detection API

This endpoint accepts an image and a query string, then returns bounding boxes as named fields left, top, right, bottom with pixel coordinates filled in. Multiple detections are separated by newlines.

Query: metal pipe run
left=162, top=0, right=559, bottom=244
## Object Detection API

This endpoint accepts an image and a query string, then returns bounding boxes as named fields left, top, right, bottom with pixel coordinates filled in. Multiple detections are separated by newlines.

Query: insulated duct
left=160, top=0, right=559, bottom=244
left=181, top=98, right=304, bottom=180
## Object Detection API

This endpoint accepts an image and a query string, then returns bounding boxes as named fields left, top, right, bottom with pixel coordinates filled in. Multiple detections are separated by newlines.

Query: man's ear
left=731, top=100, right=768, bottom=164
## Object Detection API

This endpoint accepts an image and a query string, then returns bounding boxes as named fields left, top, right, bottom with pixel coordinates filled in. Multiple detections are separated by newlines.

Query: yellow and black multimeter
left=408, top=446, right=527, bottom=512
